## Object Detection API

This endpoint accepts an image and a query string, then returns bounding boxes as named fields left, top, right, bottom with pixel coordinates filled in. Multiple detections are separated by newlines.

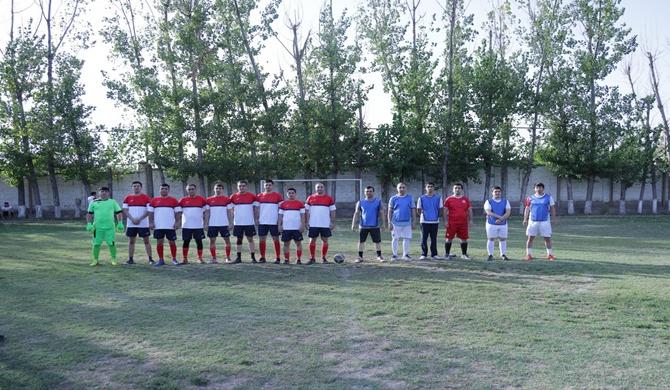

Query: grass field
left=1, top=216, right=670, bottom=389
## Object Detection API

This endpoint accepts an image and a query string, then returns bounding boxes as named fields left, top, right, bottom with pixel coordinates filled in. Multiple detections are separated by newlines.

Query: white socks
left=499, top=241, right=507, bottom=256
left=487, top=240, right=495, bottom=256
left=392, top=237, right=399, bottom=256
left=402, top=239, right=410, bottom=257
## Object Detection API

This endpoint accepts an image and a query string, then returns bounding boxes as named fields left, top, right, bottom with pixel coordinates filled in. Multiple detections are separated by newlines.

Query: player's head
left=453, top=183, right=464, bottom=196
left=237, top=180, right=248, bottom=193
left=98, top=187, right=110, bottom=200
left=491, top=186, right=502, bottom=199
left=264, top=179, right=273, bottom=192
left=159, top=183, right=170, bottom=196
left=186, top=183, right=197, bottom=197
left=364, top=186, right=375, bottom=199
left=315, top=182, right=325, bottom=195
left=213, top=182, right=224, bottom=196
left=425, top=182, right=435, bottom=194
left=90, top=191, right=96, bottom=197
left=534, top=182, right=545, bottom=195
left=286, top=187, right=297, bottom=200
left=396, top=182, right=407, bottom=195
left=131, top=181, right=142, bottom=194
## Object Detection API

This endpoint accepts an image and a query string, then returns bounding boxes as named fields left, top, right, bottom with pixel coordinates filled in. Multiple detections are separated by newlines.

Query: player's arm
left=550, top=203, right=557, bottom=225
left=443, top=205, right=449, bottom=228
left=502, top=203, right=512, bottom=221
left=468, top=205, right=473, bottom=226
left=416, top=197, right=422, bottom=217
left=175, top=210, right=183, bottom=230
left=277, top=211, right=283, bottom=232
left=379, top=205, right=386, bottom=231
left=351, top=202, right=360, bottom=231
left=523, top=200, right=530, bottom=226
left=304, top=203, right=310, bottom=229
left=254, top=201, right=260, bottom=225
left=330, top=208, right=336, bottom=231
left=411, top=205, right=416, bottom=230
left=386, top=204, right=393, bottom=231
left=203, top=206, right=210, bottom=230
left=148, top=210, right=155, bottom=229
left=300, top=211, right=306, bottom=232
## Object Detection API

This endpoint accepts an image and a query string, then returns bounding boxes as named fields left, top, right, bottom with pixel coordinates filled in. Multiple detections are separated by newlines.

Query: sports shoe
left=391, top=255, right=398, bottom=261
left=419, top=255, right=427, bottom=260
left=284, top=259, right=290, bottom=264
left=322, top=258, right=330, bottom=264
left=355, top=257, right=364, bottom=263
left=546, top=254, right=556, bottom=261
left=181, top=259, right=189, bottom=265
left=523, top=255, right=533, bottom=261
left=89, top=260, right=99, bottom=267
left=171, top=259, right=180, bottom=265
left=251, top=258, right=258, bottom=264
left=274, top=259, right=281, bottom=264
left=154, top=259, right=165, bottom=267
left=210, top=259, right=219, bottom=264
left=296, top=259, right=302, bottom=265
left=229, top=257, right=242, bottom=264
left=460, top=254, right=471, bottom=260
left=487, top=255, right=494, bottom=262
left=431, top=255, right=442, bottom=260
left=306, top=258, right=316, bottom=265
left=259, top=257, right=267, bottom=263
left=378, top=256, right=386, bottom=263
left=110, top=259, right=118, bottom=266
left=446, top=253, right=456, bottom=259
left=501, top=255, right=510, bottom=261
left=198, top=259, right=206, bottom=264
left=402, top=255, right=412, bottom=261
left=148, top=259, right=156, bottom=265
left=126, top=259, right=135, bottom=265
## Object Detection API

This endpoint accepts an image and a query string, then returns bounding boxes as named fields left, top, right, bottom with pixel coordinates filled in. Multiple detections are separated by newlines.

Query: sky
left=1, top=0, right=669, bottom=130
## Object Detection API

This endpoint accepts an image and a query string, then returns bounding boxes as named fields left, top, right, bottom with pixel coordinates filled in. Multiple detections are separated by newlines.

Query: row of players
left=86, top=179, right=557, bottom=266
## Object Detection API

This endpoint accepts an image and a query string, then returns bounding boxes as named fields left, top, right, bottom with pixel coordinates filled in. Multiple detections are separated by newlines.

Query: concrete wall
left=0, top=166, right=666, bottom=217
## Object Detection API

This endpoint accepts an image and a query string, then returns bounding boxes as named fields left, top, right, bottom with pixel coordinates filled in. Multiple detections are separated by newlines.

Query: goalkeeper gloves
left=116, top=221, right=124, bottom=232
left=86, top=222, right=94, bottom=232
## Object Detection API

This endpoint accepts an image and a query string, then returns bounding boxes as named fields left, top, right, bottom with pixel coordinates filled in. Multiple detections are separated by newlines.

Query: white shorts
left=486, top=223, right=508, bottom=239
left=391, top=224, right=412, bottom=239
left=526, top=220, right=552, bottom=237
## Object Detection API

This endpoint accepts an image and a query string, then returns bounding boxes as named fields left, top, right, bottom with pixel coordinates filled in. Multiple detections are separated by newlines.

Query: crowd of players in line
left=85, top=179, right=557, bottom=266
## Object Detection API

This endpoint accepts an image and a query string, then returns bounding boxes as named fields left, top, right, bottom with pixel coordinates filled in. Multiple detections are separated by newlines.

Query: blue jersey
left=526, top=194, right=554, bottom=222
left=485, top=198, right=509, bottom=225
left=389, top=194, right=415, bottom=227
left=359, top=198, right=382, bottom=228
left=418, top=194, right=442, bottom=223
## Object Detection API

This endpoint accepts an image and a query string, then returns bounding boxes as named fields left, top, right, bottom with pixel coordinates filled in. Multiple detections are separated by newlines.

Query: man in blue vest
left=523, top=182, right=557, bottom=261
left=484, top=186, right=511, bottom=261
left=387, top=182, right=416, bottom=260
left=417, top=182, right=442, bottom=260
left=351, top=186, right=386, bottom=263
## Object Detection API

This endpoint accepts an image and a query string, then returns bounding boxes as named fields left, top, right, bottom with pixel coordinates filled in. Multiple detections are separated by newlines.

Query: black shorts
left=153, top=229, right=177, bottom=241
left=281, top=230, right=304, bottom=242
left=207, top=226, right=230, bottom=238
left=359, top=227, right=382, bottom=243
left=233, top=225, right=256, bottom=238
left=182, top=228, right=205, bottom=241
left=126, top=227, right=151, bottom=238
left=258, top=224, right=279, bottom=237
left=308, top=227, right=332, bottom=238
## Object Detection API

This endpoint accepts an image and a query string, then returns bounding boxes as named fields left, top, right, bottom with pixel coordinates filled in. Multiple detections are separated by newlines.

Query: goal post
left=260, top=178, right=364, bottom=202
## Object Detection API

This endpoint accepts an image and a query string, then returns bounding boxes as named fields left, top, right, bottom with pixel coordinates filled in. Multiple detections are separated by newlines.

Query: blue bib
left=487, top=198, right=508, bottom=225
left=389, top=195, right=413, bottom=226
left=359, top=198, right=381, bottom=227
left=419, top=194, right=441, bottom=222
left=529, top=194, right=551, bottom=221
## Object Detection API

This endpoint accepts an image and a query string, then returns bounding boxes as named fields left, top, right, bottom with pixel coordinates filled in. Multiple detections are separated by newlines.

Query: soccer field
left=1, top=216, right=670, bottom=389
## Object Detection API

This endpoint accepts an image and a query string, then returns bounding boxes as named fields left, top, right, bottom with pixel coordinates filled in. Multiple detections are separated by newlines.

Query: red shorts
left=446, top=222, right=469, bottom=240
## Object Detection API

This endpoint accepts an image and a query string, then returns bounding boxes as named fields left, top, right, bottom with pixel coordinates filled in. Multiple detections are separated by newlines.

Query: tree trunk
left=619, top=184, right=626, bottom=215
left=500, top=163, right=508, bottom=197
left=520, top=57, right=546, bottom=215
left=441, top=0, right=458, bottom=189
left=651, top=164, right=658, bottom=214
left=662, top=172, right=668, bottom=209
left=584, top=176, right=594, bottom=214
left=144, top=163, right=155, bottom=197
left=608, top=177, right=615, bottom=205
left=74, top=197, right=82, bottom=218
left=17, top=179, right=26, bottom=218
left=108, top=167, right=114, bottom=197
left=638, top=170, right=646, bottom=214
left=483, top=163, right=492, bottom=202
left=47, top=157, right=61, bottom=218
left=566, top=177, right=575, bottom=215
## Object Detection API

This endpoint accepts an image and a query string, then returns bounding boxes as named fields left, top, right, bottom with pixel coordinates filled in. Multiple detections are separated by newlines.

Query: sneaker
left=225, top=257, right=232, bottom=263
left=126, top=259, right=135, bottom=265
left=181, top=259, right=189, bottom=265
left=89, top=260, right=99, bottom=267
left=377, top=256, right=386, bottom=263
left=171, top=259, right=180, bottom=265
left=546, top=254, right=556, bottom=261
left=284, top=259, right=291, bottom=264
left=419, top=255, right=427, bottom=260
left=501, top=255, right=510, bottom=261
left=355, top=257, right=364, bottom=263
left=391, top=255, right=398, bottom=261
left=229, top=257, right=242, bottom=264
left=402, top=255, right=412, bottom=261
left=259, top=257, right=266, bottom=263
left=523, top=255, right=533, bottom=261
left=251, top=258, right=258, bottom=264
left=431, top=255, right=442, bottom=260
left=296, top=259, right=302, bottom=265
left=198, top=259, right=206, bottom=264
left=306, top=258, right=316, bottom=265
left=487, top=255, right=494, bottom=262
left=110, top=259, right=118, bottom=266
left=446, top=253, right=456, bottom=259
left=460, top=254, right=471, bottom=260
left=322, top=258, right=330, bottom=264
left=148, top=259, right=156, bottom=265
left=154, top=259, right=165, bottom=267
left=274, top=259, right=281, bottom=264
left=210, top=259, right=219, bottom=264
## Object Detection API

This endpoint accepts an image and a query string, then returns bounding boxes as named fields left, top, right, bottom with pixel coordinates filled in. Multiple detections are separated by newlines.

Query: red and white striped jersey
left=123, top=193, right=151, bottom=228
left=305, top=194, right=336, bottom=228
left=148, top=196, right=181, bottom=230
left=256, top=192, right=283, bottom=225
left=178, top=196, right=208, bottom=229
left=279, top=199, right=305, bottom=230
left=206, top=195, right=232, bottom=227
left=230, top=192, right=259, bottom=226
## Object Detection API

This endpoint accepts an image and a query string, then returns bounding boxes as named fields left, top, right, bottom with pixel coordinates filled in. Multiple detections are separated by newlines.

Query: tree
left=647, top=52, right=670, bottom=211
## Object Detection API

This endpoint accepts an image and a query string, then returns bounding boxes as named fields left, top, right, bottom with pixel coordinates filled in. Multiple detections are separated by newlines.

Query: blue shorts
left=126, top=227, right=151, bottom=238
left=281, top=230, right=304, bottom=242
left=153, top=229, right=177, bottom=241
left=207, top=226, right=230, bottom=238
left=182, top=228, right=205, bottom=241
left=233, top=225, right=256, bottom=238
left=258, top=224, right=279, bottom=237
left=308, top=227, right=332, bottom=238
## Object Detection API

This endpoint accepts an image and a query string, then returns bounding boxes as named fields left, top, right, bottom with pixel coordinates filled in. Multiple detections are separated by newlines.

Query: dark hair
left=160, top=183, right=170, bottom=189
left=98, top=186, right=110, bottom=192
left=365, top=186, right=375, bottom=191
left=491, top=186, right=502, bottom=191
left=131, top=181, right=143, bottom=187
left=534, top=182, right=545, bottom=188
left=453, top=183, right=464, bottom=189
left=287, top=187, right=297, bottom=193
left=213, top=182, right=224, bottom=188
left=426, top=182, right=435, bottom=187
left=237, top=180, right=247, bottom=185
left=265, top=179, right=274, bottom=184
left=90, top=192, right=97, bottom=196
left=187, top=183, right=197, bottom=189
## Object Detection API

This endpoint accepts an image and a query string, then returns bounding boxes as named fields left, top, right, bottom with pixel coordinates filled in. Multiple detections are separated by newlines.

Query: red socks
left=273, top=240, right=281, bottom=259
left=309, top=242, right=316, bottom=258
left=225, top=244, right=231, bottom=258
left=259, top=241, right=267, bottom=258
left=182, top=247, right=189, bottom=261
left=210, top=247, right=216, bottom=259
left=169, top=242, right=177, bottom=259
left=322, top=243, right=329, bottom=258
left=296, top=248, right=302, bottom=260
left=197, top=248, right=203, bottom=260
left=284, top=251, right=290, bottom=261
left=157, top=243, right=164, bottom=259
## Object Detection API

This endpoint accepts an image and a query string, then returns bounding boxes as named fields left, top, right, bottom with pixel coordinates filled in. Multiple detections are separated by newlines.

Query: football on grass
left=333, top=253, right=345, bottom=263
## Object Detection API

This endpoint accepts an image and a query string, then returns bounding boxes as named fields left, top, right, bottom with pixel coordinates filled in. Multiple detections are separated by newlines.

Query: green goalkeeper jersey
left=87, top=199, right=122, bottom=229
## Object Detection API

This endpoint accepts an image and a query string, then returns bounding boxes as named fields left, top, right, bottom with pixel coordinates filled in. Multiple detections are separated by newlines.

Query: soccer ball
left=333, top=253, right=345, bottom=263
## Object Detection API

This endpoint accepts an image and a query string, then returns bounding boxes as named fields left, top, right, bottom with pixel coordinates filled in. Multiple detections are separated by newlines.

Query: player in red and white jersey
left=256, top=179, right=283, bottom=263
left=148, top=183, right=182, bottom=266
left=122, top=180, right=153, bottom=265
left=278, top=188, right=305, bottom=264
left=229, top=180, right=259, bottom=263
left=205, top=182, right=233, bottom=263
left=178, top=184, right=209, bottom=264
left=305, top=183, right=336, bottom=264
left=443, top=183, right=473, bottom=259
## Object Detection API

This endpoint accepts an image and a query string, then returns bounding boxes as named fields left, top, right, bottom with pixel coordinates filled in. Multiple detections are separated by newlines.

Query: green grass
left=1, top=216, right=670, bottom=389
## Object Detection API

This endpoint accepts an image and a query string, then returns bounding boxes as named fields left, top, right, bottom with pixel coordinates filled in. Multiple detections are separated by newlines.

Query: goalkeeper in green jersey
left=86, top=187, right=124, bottom=266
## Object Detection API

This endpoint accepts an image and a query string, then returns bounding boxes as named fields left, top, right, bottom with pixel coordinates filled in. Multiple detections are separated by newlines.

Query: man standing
left=123, top=181, right=153, bottom=265
left=257, top=180, right=283, bottom=263
left=387, top=182, right=415, bottom=260
left=523, top=182, right=557, bottom=261
left=278, top=188, right=306, bottom=264
left=229, top=180, right=259, bottom=263
left=148, top=184, right=182, bottom=266
left=417, top=182, right=442, bottom=260
left=205, top=183, right=233, bottom=263
left=443, top=183, right=472, bottom=259
left=178, top=184, right=208, bottom=264
left=305, top=183, right=336, bottom=264
left=484, top=186, right=511, bottom=261
left=351, top=186, right=385, bottom=263
left=86, top=187, right=124, bottom=266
